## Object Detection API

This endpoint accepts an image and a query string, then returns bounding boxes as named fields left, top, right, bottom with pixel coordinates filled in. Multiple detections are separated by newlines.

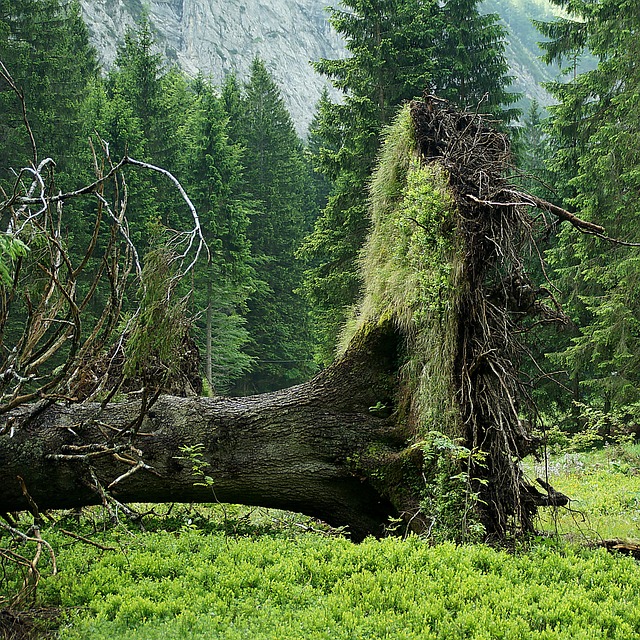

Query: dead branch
left=59, top=529, right=117, bottom=551
left=0, top=521, right=57, bottom=606
left=5, top=153, right=208, bottom=278
left=500, top=190, right=606, bottom=235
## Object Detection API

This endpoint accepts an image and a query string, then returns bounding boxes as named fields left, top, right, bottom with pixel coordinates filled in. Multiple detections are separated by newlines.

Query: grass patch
left=530, top=444, right=640, bottom=541
left=1, top=483, right=640, bottom=639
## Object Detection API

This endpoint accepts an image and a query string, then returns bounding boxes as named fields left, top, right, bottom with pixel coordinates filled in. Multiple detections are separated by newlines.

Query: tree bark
left=0, top=322, right=407, bottom=541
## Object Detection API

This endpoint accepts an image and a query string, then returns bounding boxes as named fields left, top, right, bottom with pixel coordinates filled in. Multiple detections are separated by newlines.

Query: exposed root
left=410, top=94, right=566, bottom=538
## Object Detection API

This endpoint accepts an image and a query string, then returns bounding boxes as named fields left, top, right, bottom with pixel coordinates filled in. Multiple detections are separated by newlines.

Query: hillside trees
left=224, top=59, right=315, bottom=394
left=302, top=0, right=518, bottom=360
left=0, top=0, right=98, bottom=187
left=535, top=0, right=640, bottom=427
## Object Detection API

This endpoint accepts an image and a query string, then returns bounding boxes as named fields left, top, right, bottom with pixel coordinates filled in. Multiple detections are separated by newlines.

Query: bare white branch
left=95, top=192, right=143, bottom=279
left=123, top=156, right=210, bottom=276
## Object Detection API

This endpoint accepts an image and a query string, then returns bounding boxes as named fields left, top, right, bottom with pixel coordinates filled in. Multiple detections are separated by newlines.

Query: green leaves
left=20, top=523, right=640, bottom=639
left=175, top=443, right=215, bottom=488
left=0, top=234, right=28, bottom=286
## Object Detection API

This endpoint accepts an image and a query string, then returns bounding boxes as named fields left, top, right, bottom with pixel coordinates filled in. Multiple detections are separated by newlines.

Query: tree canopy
left=532, top=0, right=640, bottom=430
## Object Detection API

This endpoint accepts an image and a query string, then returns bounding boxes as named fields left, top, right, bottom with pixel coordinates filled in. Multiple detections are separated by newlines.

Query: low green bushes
left=25, top=530, right=640, bottom=639
left=3, top=446, right=640, bottom=639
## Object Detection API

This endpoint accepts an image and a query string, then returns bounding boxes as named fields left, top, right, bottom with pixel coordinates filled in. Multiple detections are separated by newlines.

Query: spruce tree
left=178, top=77, right=255, bottom=392
left=537, top=0, right=640, bottom=424
left=514, top=100, right=554, bottom=199
left=0, top=0, right=104, bottom=353
left=0, top=0, right=98, bottom=186
left=434, top=0, right=519, bottom=117
left=226, top=59, right=315, bottom=394
left=301, top=0, right=517, bottom=360
left=100, top=16, right=184, bottom=245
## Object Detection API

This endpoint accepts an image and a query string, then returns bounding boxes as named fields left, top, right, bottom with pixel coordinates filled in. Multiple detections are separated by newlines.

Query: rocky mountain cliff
left=79, top=0, right=560, bottom=135
left=79, top=0, right=345, bottom=135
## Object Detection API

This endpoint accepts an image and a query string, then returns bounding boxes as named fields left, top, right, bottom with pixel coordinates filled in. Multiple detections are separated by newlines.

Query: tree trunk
left=0, top=322, right=408, bottom=541
left=206, top=279, right=213, bottom=389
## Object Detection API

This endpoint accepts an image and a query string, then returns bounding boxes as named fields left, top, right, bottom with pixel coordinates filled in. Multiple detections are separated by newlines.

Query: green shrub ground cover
left=2, top=446, right=640, bottom=639
left=42, top=533, right=640, bottom=639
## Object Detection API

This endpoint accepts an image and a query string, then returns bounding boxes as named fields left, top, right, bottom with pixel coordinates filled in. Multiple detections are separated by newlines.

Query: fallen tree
left=1, top=323, right=402, bottom=541
left=1, top=94, right=586, bottom=542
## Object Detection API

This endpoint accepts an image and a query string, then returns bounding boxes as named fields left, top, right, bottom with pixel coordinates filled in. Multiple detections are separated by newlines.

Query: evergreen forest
left=2, top=0, right=640, bottom=637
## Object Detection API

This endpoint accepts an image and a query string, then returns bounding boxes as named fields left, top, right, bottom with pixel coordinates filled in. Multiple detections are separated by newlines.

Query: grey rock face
left=79, top=0, right=559, bottom=135
left=79, top=0, right=346, bottom=136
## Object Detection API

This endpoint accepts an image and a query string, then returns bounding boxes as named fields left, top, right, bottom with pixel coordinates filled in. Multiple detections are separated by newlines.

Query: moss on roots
left=348, top=98, right=547, bottom=542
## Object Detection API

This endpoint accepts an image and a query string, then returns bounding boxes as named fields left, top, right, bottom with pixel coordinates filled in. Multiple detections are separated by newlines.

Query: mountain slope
left=79, top=0, right=561, bottom=133
left=484, top=0, right=561, bottom=106
left=79, top=0, right=345, bottom=135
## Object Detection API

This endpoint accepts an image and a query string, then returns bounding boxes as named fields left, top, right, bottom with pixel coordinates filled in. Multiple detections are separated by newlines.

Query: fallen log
left=0, top=322, right=405, bottom=541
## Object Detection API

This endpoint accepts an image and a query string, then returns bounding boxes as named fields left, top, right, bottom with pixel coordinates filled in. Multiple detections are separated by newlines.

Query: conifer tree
left=537, top=0, right=640, bottom=424
left=514, top=100, right=554, bottom=199
left=0, top=0, right=98, bottom=186
left=305, top=87, right=333, bottom=213
left=99, top=17, right=188, bottom=245
left=178, top=77, right=255, bottom=392
left=0, top=0, right=103, bottom=353
left=434, top=0, right=518, bottom=116
left=225, top=59, right=315, bottom=393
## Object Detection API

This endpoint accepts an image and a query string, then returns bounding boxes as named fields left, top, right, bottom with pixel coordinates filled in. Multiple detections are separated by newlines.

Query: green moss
left=349, top=104, right=464, bottom=441
left=344, top=105, right=483, bottom=538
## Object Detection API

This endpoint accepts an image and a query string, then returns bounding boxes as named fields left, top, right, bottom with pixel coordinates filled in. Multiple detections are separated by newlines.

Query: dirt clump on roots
left=72, top=331, right=203, bottom=401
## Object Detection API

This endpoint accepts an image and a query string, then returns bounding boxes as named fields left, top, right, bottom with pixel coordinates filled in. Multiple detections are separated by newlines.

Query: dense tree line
left=0, top=1, right=316, bottom=395
left=513, top=0, right=640, bottom=436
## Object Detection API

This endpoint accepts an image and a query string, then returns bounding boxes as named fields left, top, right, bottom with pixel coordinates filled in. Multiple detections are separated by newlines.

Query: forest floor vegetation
left=2, top=444, right=640, bottom=639
left=531, top=442, right=640, bottom=542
